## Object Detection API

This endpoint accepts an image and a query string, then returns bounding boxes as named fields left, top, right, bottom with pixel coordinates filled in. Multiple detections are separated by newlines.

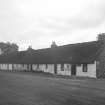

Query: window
left=83, top=64, right=87, bottom=72
left=46, top=64, right=48, bottom=69
left=67, top=64, right=70, bottom=69
left=27, top=64, right=30, bottom=69
left=61, top=64, right=64, bottom=71
left=37, top=64, right=39, bottom=69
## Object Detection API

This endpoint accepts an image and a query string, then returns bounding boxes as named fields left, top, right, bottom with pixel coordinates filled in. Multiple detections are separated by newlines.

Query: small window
left=67, top=64, right=69, bottom=68
left=27, top=64, right=30, bottom=69
left=83, top=64, right=87, bottom=72
left=46, top=64, right=48, bottom=69
left=37, top=64, right=39, bottom=68
left=61, top=64, right=64, bottom=71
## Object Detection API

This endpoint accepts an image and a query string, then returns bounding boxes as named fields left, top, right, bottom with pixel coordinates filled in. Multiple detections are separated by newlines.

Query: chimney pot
left=51, top=41, right=57, bottom=48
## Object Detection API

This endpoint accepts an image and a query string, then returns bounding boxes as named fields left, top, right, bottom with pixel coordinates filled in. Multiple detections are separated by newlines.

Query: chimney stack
left=51, top=41, right=57, bottom=48
left=27, top=45, right=33, bottom=51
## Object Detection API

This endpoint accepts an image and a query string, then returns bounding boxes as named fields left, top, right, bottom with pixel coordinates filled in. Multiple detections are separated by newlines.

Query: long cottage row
left=0, top=34, right=105, bottom=78
left=0, top=63, right=96, bottom=77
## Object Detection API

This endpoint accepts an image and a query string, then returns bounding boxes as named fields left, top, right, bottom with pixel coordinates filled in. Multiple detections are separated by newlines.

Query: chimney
left=51, top=41, right=57, bottom=48
left=27, top=45, right=33, bottom=51
left=98, top=33, right=105, bottom=41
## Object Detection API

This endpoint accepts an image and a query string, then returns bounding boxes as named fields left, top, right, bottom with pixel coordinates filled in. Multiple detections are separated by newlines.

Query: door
left=54, top=64, right=57, bottom=74
left=71, top=64, right=76, bottom=75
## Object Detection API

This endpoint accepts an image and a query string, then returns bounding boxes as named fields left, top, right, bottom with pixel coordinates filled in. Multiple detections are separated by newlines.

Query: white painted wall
left=8, top=64, right=12, bottom=71
left=0, top=64, right=8, bottom=70
left=0, top=64, right=12, bottom=71
left=76, top=61, right=96, bottom=78
left=32, top=64, right=38, bottom=71
left=13, top=64, right=18, bottom=70
left=38, top=64, right=43, bottom=71
left=57, top=64, right=71, bottom=76
left=42, top=64, right=47, bottom=72
left=23, top=64, right=28, bottom=71
left=38, top=64, right=45, bottom=72
left=47, top=64, right=54, bottom=74
left=22, top=64, right=28, bottom=71
left=13, top=64, right=25, bottom=71
left=0, top=62, right=96, bottom=78
left=34, top=64, right=54, bottom=74
left=17, top=64, right=22, bottom=71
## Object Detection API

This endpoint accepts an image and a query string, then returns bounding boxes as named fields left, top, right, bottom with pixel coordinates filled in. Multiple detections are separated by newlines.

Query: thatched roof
left=0, top=41, right=103, bottom=64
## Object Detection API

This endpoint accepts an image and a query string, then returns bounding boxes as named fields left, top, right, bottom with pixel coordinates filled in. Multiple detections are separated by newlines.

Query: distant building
left=51, top=41, right=57, bottom=48
left=0, top=34, right=105, bottom=78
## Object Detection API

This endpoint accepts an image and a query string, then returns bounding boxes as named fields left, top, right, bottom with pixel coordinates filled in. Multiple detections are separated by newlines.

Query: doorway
left=54, top=64, right=57, bottom=74
left=71, top=64, right=76, bottom=75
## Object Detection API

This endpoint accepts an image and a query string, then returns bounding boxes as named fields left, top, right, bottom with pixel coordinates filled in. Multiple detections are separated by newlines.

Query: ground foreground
left=0, top=71, right=105, bottom=105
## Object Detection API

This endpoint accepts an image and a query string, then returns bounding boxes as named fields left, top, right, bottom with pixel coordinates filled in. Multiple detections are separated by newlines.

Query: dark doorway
left=71, top=64, right=76, bottom=75
left=30, top=64, right=33, bottom=71
left=54, top=64, right=57, bottom=74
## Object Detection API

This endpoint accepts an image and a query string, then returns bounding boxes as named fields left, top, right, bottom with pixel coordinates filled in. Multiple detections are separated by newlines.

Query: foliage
left=0, top=42, right=19, bottom=54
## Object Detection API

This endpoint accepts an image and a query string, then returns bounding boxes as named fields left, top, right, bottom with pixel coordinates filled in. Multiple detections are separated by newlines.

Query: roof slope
left=53, top=41, right=103, bottom=63
left=0, top=41, right=103, bottom=64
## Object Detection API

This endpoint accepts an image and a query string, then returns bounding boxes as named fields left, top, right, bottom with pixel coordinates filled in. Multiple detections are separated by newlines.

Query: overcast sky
left=0, top=0, right=105, bottom=50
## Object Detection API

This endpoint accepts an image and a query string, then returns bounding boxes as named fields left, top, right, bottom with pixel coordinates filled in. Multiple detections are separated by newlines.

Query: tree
left=0, top=42, right=19, bottom=54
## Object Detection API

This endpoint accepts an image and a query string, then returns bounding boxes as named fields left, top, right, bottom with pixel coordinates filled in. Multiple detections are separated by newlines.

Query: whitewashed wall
left=8, top=64, right=12, bottom=71
left=42, top=64, right=47, bottom=72
left=0, top=64, right=12, bottom=71
left=76, top=61, right=96, bottom=78
left=0, top=62, right=96, bottom=78
left=32, top=64, right=54, bottom=74
left=0, top=64, right=8, bottom=70
left=38, top=64, right=45, bottom=72
left=12, top=64, right=25, bottom=71
left=57, top=64, right=71, bottom=76
left=0, top=64, right=28, bottom=71
left=32, top=64, right=38, bottom=71
left=23, top=64, right=28, bottom=71
left=47, top=64, right=54, bottom=74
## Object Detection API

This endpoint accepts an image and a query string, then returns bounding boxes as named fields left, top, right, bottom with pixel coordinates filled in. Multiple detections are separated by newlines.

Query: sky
left=0, top=0, right=105, bottom=50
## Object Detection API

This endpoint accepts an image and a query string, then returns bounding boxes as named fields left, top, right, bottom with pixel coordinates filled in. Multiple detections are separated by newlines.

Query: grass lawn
left=0, top=71, right=105, bottom=105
